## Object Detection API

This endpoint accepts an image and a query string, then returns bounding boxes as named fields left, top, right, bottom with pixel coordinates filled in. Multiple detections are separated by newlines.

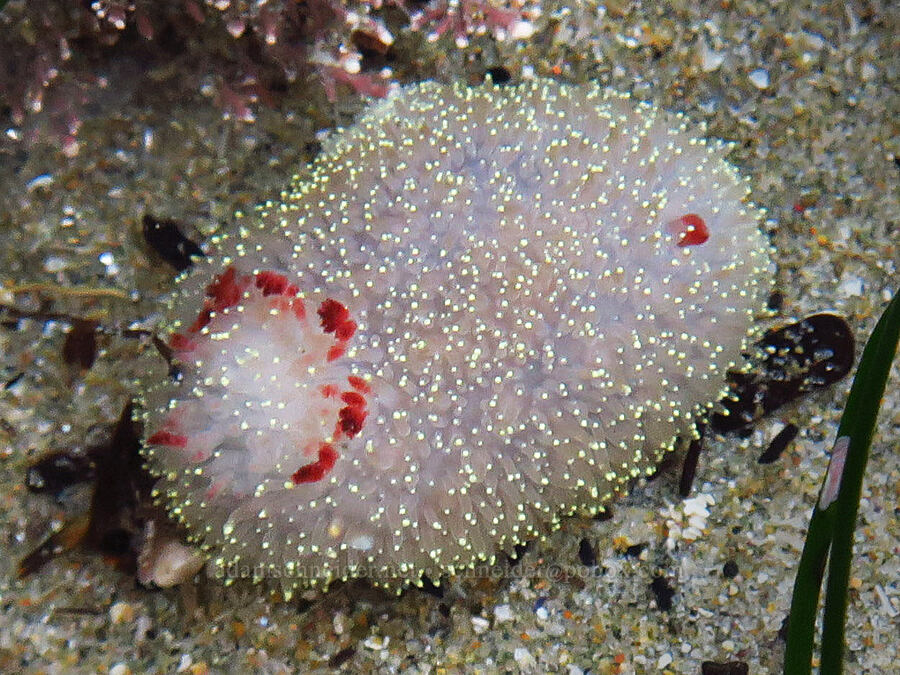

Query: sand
left=1, top=1, right=896, bottom=672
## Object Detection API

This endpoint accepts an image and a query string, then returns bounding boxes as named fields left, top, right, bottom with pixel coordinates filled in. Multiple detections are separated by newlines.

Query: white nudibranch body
left=137, top=79, right=773, bottom=594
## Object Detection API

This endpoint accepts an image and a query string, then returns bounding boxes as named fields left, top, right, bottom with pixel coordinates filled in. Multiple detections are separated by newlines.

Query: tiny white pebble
left=514, top=646, right=536, bottom=668
left=749, top=68, right=770, bottom=89
left=176, top=654, right=192, bottom=673
left=363, top=635, right=389, bottom=650
left=802, top=31, right=826, bottom=50
left=683, top=494, right=714, bottom=517
left=134, top=616, right=153, bottom=642
left=838, top=275, right=865, bottom=297
left=509, top=20, right=535, bottom=40
left=471, top=616, right=490, bottom=634
left=700, top=42, right=725, bottom=72
left=494, top=604, right=515, bottom=623
left=43, top=256, right=68, bottom=273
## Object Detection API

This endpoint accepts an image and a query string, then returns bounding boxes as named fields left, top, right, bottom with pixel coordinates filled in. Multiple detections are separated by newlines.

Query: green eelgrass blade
left=783, top=289, right=900, bottom=675
left=820, top=289, right=899, bottom=673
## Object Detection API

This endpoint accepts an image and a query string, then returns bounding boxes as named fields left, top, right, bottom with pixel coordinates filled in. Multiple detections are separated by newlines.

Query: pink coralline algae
left=407, top=0, right=539, bottom=47
left=137, top=78, right=773, bottom=595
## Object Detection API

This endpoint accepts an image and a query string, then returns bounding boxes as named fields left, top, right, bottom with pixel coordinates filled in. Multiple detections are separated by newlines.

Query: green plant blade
left=820, top=290, right=900, bottom=673
left=784, top=289, right=899, bottom=675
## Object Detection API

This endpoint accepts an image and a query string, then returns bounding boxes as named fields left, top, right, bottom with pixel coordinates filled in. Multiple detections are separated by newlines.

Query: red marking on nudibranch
left=266, top=295, right=293, bottom=314
left=338, top=406, right=367, bottom=438
left=318, top=299, right=350, bottom=334
left=291, top=442, right=339, bottom=484
left=335, top=319, right=357, bottom=341
left=187, top=267, right=251, bottom=333
left=254, top=270, right=299, bottom=297
left=291, top=297, right=306, bottom=320
left=168, top=332, right=195, bottom=352
left=317, top=299, right=356, bottom=359
left=348, top=375, right=371, bottom=393
left=165, top=267, right=371, bottom=487
left=206, top=266, right=244, bottom=311
left=147, top=431, right=188, bottom=448
left=338, top=390, right=368, bottom=438
left=184, top=267, right=308, bottom=336
left=189, top=308, right=213, bottom=333
left=340, top=391, right=366, bottom=406
left=667, top=213, right=709, bottom=247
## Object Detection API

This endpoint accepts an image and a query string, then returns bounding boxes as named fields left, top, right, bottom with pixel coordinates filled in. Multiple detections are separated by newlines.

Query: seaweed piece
left=18, top=402, right=155, bottom=577
left=678, top=424, right=705, bottom=497
left=649, top=575, right=676, bottom=611
left=711, top=314, right=854, bottom=433
left=26, top=449, right=97, bottom=494
left=62, top=319, right=99, bottom=370
left=142, top=214, right=204, bottom=272
left=758, top=423, right=799, bottom=464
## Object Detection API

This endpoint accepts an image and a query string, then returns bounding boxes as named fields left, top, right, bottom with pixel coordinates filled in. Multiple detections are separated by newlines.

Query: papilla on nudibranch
left=136, top=78, right=774, bottom=595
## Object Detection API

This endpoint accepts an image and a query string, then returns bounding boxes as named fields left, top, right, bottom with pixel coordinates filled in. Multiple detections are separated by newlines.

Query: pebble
left=134, top=616, right=153, bottom=642
left=493, top=604, right=515, bottom=623
left=749, top=68, right=770, bottom=89
left=363, top=635, right=389, bottom=650
left=514, top=646, right=536, bottom=668
left=109, top=602, right=135, bottom=624
left=43, top=255, right=69, bottom=273
left=838, top=275, right=864, bottom=297
left=471, top=616, right=490, bottom=634
left=700, top=42, right=725, bottom=72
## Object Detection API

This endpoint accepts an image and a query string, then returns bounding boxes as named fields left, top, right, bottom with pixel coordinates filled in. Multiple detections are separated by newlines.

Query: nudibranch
left=136, top=78, right=773, bottom=594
